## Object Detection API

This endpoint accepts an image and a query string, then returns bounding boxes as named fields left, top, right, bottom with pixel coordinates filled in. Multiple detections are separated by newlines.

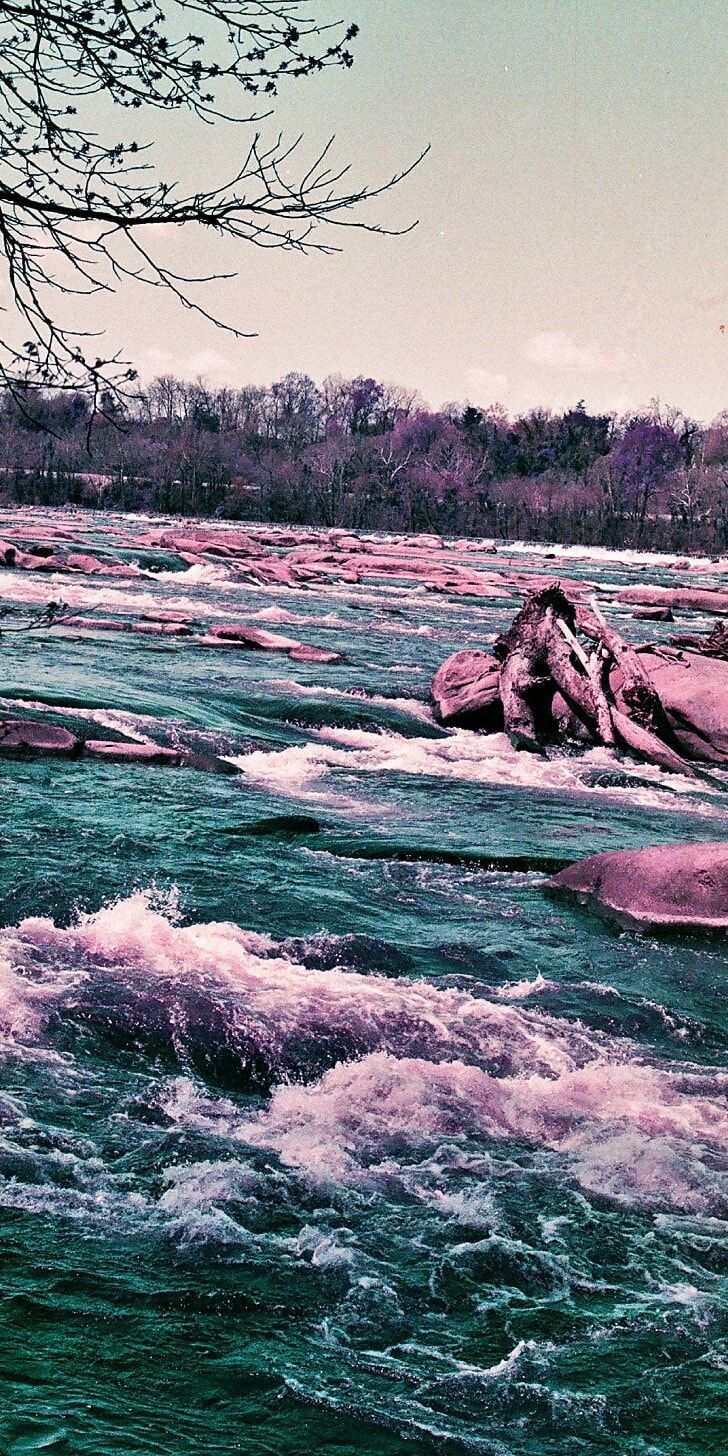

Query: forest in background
left=1, top=374, right=727, bottom=552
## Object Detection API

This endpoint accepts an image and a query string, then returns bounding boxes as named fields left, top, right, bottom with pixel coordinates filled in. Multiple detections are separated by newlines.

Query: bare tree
left=0, top=1, right=424, bottom=410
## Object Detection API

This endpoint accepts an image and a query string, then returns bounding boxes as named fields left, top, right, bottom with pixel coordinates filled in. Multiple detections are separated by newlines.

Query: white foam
left=3, top=890, right=725, bottom=1217
left=153, top=560, right=235, bottom=585
left=5, top=890, right=603, bottom=1078
left=495, top=973, right=555, bottom=1000
left=232, top=725, right=721, bottom=814
left=0, top=697, right=161, bottom=745
left=237, top=1050, right=728, bottom=1213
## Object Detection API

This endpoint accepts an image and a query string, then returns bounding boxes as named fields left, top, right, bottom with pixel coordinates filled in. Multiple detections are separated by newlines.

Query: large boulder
left=547, top=841, right=728, bottom=932
left=612, top=650, right=728, bottom=764
left=632, top=605, right=674, bottom=622
left=0, top=720, right=82, bottom=758
left=431, top=650, right=503, bottom=729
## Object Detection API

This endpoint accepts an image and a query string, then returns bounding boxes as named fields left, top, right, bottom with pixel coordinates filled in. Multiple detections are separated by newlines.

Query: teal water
left=0, top=510, right=726, bottom=1455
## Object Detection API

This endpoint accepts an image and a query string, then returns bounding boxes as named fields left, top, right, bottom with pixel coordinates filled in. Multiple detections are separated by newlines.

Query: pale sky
left=85, top=0, right=728, bottom=420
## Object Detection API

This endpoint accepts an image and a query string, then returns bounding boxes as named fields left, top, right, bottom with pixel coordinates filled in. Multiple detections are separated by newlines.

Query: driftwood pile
left=432, top=585, right=728, bottom=777
left=669, top=620, right=728, bottom=660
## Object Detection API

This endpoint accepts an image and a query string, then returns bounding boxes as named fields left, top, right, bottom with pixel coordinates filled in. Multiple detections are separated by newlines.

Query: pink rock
left=246, top=559, right=299, bottom=587
left=153, top=530, right=266, bottom=559
left=618, top=585, right=728, bottom=615
left=130, top=621, right=193, bottom=637
left=548, top=841, right=728, bottom=932
left=288, top=644, right=342, bottom=664
left=14, top=551, right=55, bottom=571
left=206, top=624, right=300, bottom=651
left=83, top=740, right=238, bottom=774
left=141, top=610, right=194, bottom=624
left=431, top=650, right=503, bottom=729
left=0, top=720, right=82, bottom=757
left=632, top=606, right=674, bottom=622
left=63, top=553, right=112, bottom=574
left=612, top=650, right=728, bottom=764
left=61, top=550, right=139, bottom=573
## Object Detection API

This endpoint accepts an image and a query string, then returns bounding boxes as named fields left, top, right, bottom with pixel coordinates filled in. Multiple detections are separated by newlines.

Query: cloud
left=464, top=367, right=509, bottom=401
left=136, top=345, right=237, bottom=383
left=522, top=331, right=627, bottom=374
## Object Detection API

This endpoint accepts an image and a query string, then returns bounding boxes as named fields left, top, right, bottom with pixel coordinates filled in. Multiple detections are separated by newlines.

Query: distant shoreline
left=1, top=497, right=726, bottom=569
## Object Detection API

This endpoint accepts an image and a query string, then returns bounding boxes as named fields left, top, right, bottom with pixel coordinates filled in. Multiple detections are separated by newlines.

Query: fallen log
left=609, top=707, right=699, bottom=777
left=615, top=650, right=728, bottom=765
left=669, top=621, right=728, bottom=660
left=494, top=586, right=602, bottom=747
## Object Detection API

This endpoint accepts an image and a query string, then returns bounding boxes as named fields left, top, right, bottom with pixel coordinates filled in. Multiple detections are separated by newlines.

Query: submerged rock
left=232, top=814, right=323, bottom=837
left=61, top=616, right=128, bottom=632
left=547, top=841, right=728, bottom=932
left=84, top=740, right=188, bottom=766
left=130, top=621, right=194, bottom=637
left=288, top=644, right=342, bottom=664
left=431, top=649, right=503, bottom=729
left=83, top=740, right=238, bottom=774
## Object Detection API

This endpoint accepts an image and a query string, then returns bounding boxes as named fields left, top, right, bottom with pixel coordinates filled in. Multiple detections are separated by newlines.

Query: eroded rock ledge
left=0, top=719, right=237, bottom=774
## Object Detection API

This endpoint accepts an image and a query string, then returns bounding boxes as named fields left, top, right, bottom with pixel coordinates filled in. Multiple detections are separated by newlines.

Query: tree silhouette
left=0, top=1, right=424, bottom=410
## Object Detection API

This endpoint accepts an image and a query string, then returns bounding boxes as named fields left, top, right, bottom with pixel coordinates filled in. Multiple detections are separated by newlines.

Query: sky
left=79, top=0, right=728, bottom=420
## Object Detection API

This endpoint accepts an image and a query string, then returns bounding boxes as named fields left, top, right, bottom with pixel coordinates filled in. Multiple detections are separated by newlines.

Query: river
left=0, top=508, right=725, bottom=1455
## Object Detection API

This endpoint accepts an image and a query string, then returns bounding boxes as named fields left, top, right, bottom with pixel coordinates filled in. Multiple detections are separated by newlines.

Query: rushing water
left=0, top=508, right=726, bottom=1456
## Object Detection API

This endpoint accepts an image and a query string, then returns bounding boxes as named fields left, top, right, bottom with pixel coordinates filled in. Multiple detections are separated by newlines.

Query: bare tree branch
left=0, top=1, right=426, bottom=410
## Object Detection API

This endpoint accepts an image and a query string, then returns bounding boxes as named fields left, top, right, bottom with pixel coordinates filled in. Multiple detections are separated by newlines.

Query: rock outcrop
left=430, top=586, right=728, bottom=773
left=431, top=650, right=503, bottom=728
left=0, top=720, right=83, bottom=758
left=617, top=585, right=728, bottom=615
left=547, top=841, right=728, bottom=932
left=0, top=719, right=237, bottom=774
left=84, top=740, right=238, bottom=773
left=612, top=651, right=728, bottom=765
left=204, top=623, right=342, bottom=663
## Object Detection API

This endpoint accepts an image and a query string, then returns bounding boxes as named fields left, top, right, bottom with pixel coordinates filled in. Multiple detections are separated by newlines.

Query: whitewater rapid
left=1, top=891, right=725, bottom=1218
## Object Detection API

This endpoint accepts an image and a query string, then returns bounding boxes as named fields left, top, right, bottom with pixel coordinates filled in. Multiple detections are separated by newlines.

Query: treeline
left=1, top=372, right=727, bottom=551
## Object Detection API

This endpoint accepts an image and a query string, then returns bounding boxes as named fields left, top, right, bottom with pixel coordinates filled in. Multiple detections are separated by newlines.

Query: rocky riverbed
left=0, top=506, right=726, bottom=1456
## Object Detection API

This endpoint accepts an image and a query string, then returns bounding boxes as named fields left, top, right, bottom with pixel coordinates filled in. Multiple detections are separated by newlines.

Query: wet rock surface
left=431, top=649, right=503, bottom=728
left=0, top=720, right=83, bottom=757
left=615, top=650, right=728, bottom=765
left=548, top=841, right=728, bottom=931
